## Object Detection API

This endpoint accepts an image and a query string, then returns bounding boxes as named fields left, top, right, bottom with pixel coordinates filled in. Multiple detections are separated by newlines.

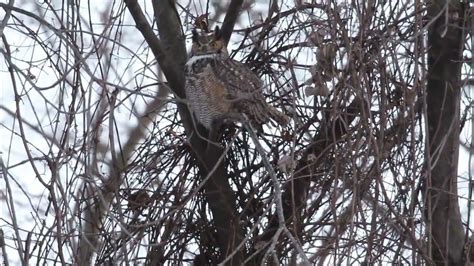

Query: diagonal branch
left=220, top=0, right=244, bottom=44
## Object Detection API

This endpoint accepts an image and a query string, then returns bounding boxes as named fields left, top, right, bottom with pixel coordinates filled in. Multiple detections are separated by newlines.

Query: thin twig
left=243, top=117, right=310, bottom=264
left=0, top=228, right=9, bottom=266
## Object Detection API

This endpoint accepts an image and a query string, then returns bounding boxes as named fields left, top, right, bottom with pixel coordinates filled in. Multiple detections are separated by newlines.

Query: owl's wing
left=210, top=58, right=290, bottom=127
left=212, top=59, right=264, bottom=97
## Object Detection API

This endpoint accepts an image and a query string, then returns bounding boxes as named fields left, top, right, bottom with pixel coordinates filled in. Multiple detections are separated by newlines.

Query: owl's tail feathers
left=268, top=106, right=290, bottom=127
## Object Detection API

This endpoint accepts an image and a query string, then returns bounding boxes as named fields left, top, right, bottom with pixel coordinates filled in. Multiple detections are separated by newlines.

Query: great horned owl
left=184, top=27, right=289, bottom=132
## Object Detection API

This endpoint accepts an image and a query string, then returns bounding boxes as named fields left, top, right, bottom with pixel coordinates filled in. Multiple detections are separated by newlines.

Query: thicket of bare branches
left=1, top=0, right=473, bottom=265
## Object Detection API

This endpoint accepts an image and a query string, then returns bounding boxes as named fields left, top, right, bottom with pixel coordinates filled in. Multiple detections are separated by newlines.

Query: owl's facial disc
left=191, top=30, right=228, bottom=57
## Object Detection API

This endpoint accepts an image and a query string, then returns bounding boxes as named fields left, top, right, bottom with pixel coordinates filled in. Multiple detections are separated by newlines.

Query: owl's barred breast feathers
left=184, top=27, right=289, bottom=131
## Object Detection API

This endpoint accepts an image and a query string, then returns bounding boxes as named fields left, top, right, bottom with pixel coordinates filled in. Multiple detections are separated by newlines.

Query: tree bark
left=426, top=0, right=467, bottom=264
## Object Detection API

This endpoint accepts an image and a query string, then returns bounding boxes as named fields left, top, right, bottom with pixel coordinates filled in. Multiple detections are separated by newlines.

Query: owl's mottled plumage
left=184, top=27, right=289, bottom=131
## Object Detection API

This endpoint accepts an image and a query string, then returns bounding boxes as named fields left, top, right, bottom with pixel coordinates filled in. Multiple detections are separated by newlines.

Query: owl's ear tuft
left=214, top=26, right=222, bottom=40
left=192, top=29, right=199, bottom=43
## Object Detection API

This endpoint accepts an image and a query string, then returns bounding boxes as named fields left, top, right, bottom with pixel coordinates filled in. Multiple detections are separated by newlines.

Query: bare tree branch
left=220, top=0, right=244, bottom=44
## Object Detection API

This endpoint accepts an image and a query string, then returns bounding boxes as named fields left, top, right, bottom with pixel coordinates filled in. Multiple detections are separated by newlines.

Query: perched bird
left=184, top=27, right=289, bottom=132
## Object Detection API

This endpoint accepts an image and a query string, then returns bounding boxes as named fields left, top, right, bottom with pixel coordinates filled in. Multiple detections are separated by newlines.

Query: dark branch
left=124, top=0, right=185, bottom=98
left=220, top=0, right=243, bottom=44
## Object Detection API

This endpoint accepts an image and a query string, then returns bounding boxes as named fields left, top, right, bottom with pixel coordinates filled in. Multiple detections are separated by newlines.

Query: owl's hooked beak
left=192, top=29, right=199, bottom=43
left=214, top=26, right=222, bottom=40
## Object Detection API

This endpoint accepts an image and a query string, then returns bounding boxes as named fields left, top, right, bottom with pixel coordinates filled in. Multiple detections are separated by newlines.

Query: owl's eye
left=210, top=42, right=219, bottom=48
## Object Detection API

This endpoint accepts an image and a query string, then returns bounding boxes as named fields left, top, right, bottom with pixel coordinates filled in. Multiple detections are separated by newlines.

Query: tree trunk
left=426, top=0, right=466, bottom=264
